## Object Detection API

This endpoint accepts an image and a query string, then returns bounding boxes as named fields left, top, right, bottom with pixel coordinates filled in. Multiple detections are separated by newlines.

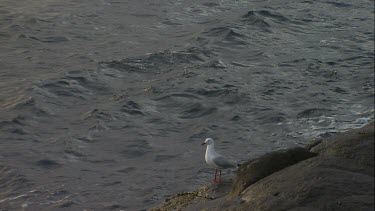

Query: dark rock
left=229, top=147, right=317, bottom=198
left=150, top=122, right=374, bottom=211
left=237, top=122, right=374, bottom=211
left=239, top=157, right=374, bottom=211
left=310, top=122, right=374, bottom=170
left=304, top=139, right=322, bottom=150
left=149, top=179, right=233, bottom=211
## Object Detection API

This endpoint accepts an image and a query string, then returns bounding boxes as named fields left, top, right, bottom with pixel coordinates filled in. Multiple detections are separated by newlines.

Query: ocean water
left=0, top=0, right=373, bottom=210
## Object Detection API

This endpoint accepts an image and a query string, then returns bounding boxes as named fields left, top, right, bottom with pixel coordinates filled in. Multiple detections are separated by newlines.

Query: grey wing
left=213, top=155, right=236, bottom=169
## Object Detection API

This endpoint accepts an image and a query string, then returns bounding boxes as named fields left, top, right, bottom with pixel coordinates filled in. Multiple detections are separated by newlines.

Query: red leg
left=213, top=169, right=217, bottom=182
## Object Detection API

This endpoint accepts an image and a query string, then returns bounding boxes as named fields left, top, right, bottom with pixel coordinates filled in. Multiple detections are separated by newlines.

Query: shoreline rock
left=149, top=122, right=374, bottom=211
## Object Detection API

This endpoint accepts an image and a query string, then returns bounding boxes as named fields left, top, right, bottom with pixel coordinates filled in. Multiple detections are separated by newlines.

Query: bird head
left=201, top=138, right=214, bottom=146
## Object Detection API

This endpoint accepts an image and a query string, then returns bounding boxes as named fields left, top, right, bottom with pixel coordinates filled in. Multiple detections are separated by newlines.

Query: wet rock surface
left=151, top=122, right=374, bottom=211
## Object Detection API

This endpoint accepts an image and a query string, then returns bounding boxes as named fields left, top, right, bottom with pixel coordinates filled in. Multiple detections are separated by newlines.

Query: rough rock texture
left=150, top=122, right=374, bottom=211
left=149, top=179, right=234, bottom=211
left=229, top=147, right=317, bottom=198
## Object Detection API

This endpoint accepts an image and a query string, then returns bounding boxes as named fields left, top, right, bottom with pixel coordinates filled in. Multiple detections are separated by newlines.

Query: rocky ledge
left=150, top=122, right=374, bottom=211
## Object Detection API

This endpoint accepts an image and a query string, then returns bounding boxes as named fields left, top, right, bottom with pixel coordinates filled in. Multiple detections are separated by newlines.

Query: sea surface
left=0, top=0, right=374, bottom=210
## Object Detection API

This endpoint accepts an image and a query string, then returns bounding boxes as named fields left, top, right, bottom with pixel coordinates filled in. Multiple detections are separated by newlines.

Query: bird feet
left=213, top=169, right=222, bottom=182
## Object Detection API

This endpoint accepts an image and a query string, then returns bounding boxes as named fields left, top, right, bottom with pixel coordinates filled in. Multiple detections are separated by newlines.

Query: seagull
left=201, top=138, right=237, bottom=182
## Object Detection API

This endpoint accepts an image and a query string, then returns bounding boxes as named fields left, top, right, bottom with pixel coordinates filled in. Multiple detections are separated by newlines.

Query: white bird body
left=205, top=143, right=220, bottom=168
left=205, top=142, right=236, bottom=169
left=202, top=138, right=236, bottom=182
